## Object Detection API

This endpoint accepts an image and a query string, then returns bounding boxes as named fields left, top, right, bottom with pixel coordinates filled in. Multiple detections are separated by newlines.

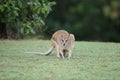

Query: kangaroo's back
left=51, top=30, right=69, bottom=42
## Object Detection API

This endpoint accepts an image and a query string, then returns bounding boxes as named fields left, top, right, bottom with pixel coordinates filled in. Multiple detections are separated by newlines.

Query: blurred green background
left=0, top=0, right=120, bottom=42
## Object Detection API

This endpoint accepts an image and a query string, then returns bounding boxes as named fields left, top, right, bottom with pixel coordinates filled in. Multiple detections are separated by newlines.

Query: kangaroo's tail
left=44, top=46, right=54, bottom=55
left=27, top=46, right=54, bottom=55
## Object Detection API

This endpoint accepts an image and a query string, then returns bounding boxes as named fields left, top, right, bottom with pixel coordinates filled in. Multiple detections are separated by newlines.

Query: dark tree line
left=45, top=0, right=120, bottom=42
left=0, top=0, right=120, bottom=42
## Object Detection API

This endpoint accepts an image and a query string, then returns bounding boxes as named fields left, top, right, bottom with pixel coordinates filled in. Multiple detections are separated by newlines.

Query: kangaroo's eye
left=65, top=40, right=68, bottom=42
left=61, top=39, right=64, bottom=42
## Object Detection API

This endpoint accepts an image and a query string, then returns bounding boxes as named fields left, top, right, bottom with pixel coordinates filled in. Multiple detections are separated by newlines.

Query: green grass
left=0, top=40, right=120, bottom=80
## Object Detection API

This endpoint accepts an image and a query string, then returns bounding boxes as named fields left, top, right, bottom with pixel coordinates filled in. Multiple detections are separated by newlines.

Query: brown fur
left=46, top=30, right=75, bottom=59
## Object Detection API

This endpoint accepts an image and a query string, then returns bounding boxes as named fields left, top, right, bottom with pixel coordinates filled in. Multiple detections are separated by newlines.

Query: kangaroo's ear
left=69, top=34, right=75, bottom=41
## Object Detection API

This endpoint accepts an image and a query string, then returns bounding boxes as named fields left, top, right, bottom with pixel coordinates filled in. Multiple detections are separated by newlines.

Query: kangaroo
left=28, top=30, right=75, bottom=59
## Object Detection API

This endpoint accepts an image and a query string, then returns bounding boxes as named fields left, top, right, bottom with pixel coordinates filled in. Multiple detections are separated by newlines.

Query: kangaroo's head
left=60, top=34, right=70, bottom=46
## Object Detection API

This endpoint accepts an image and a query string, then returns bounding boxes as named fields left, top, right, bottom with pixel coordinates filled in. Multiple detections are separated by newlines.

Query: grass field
left=0, top=40, right=120, bottom=80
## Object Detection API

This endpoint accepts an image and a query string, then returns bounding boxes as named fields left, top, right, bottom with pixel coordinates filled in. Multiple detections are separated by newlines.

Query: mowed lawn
left=0, top=40, right=120, bottom=80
